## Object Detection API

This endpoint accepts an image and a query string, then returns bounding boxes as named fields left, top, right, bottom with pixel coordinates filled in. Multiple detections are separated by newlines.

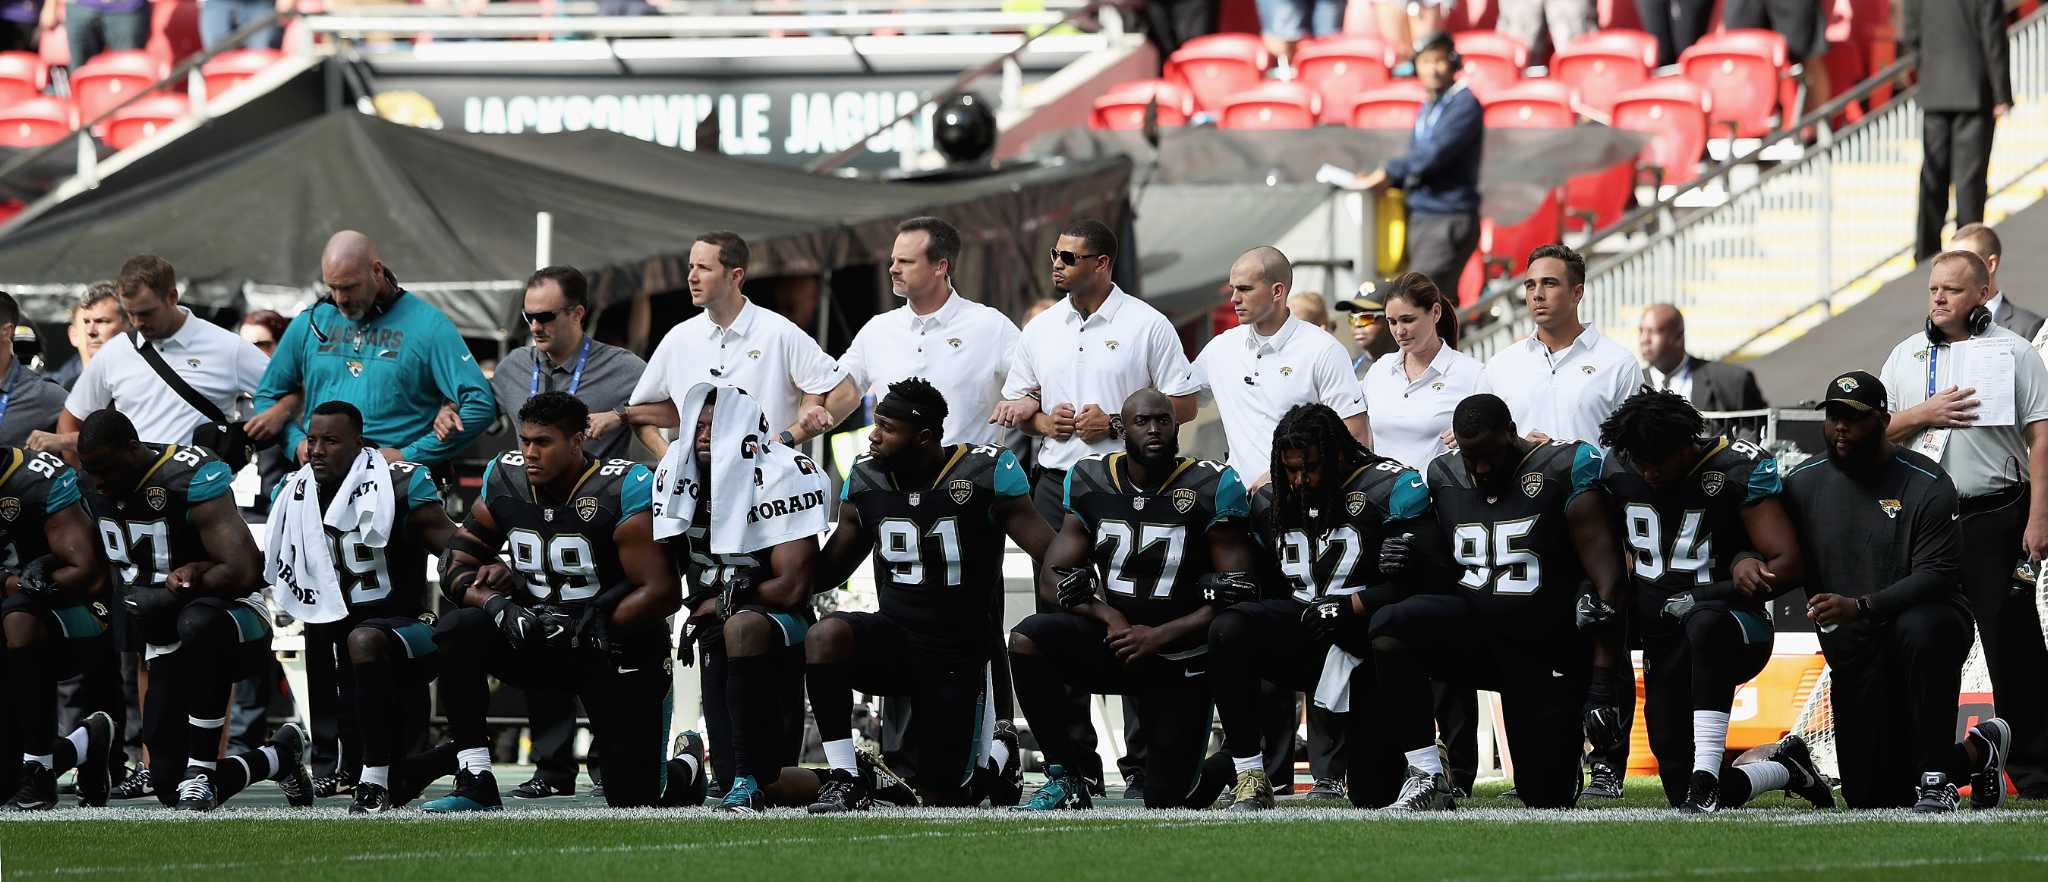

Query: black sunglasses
left=1051, top=249, right=1103, bottom=267
left=524, top=308, right=576, bottom=325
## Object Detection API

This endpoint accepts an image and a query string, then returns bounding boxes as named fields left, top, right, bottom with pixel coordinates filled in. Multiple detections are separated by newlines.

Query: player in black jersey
left=0, top=447, right=119, bottom=810
left=1010, top=389, right=1252, bottom=810
left=437, top=392, right=683, bottom=810
left=1597, top=389, right=1824, bottom=812
left=1208, top=404, right=1428, bottom=811
left=1370, top=394, right=1627, bottom=810
left=806, top=378, right=1051, bottom=812
left=266, top=401, right=472, bottom=812
left=76, top=409, right=310, bottom=811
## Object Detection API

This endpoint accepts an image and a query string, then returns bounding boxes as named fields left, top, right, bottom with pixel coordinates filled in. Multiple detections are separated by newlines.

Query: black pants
left=1957, top=488, right=2048, bottom=794
left=1431, top=681, right=1480, bottom=794
left=1917, top=109, right=1995, bottom=262
left=1033, top=467, right=1145, bottom=784
left=1585, top=618, right=1634, bottom=774
left=1633, top=0, right=1714, bottom=66
left=305, top=626, right=348, bottom=779
left=1403, top=211, right=1480, bottom=303
left=1822, top=601, right=1976, bottom=808
left=1142, top=0, right=1215, bottom=61
left=1, top=595, right=114, bottom=798
left=1010, top=612, right=1224, bottom=808
left=435, top=606, right=671, bottom=808
left=813, top=610, right=993, bottom=806
left=141, top=602, right=274, bottom=807
left=1641, top=606, right=1772, bottom=806
left=714, top=608, right=809, bottom=786
left=1369, top=594, right=1588, bottom=808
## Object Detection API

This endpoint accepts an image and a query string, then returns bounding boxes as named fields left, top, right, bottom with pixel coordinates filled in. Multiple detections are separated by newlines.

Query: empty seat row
left=0, top=47, right=282, bottom=150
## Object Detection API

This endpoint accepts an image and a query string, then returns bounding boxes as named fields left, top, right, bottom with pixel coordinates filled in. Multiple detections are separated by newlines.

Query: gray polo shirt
left=490, top=338, right=647, bottom=461
left=0, top=362, right=67, bottom=447
left=1879, top=324, right=2048, bottom=499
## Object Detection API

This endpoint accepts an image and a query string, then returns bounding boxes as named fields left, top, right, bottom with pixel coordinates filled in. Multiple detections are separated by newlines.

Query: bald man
left=1636, top=304, right=1769, bottom=440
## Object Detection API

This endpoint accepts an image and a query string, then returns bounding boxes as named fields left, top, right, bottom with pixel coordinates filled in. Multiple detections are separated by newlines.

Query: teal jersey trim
left=44, top=467, right=79, bottom=514
left=993, top=449, right=1028, bottom=498
left=1211, top=467, right=1250, bottom=527
left=1745, top=457, right=1783, bottom=505
left=1388, top=467, right=1430, bottom=520
left=619, top=464, right=655, bottom=524
left=187, top=460, right=233, bottom=505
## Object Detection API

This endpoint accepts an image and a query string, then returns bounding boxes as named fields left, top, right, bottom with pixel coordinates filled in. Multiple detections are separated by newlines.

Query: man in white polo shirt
left=624, top=231, right=859, bottom=456
left=1483, top=243, right=1643, bottom=445
left=840, top=217, right=1020, bottom=446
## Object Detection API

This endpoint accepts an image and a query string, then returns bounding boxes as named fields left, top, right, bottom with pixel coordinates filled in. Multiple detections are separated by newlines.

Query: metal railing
left=1460, top=6, right=2048, bottom=362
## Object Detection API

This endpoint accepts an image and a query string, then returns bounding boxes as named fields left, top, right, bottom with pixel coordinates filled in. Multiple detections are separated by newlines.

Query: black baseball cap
left=1822, top=370, right=1886, bottom=413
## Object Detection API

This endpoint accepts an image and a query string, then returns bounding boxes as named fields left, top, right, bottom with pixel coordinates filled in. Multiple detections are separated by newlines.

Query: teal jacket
left=254, top=290, right=496, bottom=465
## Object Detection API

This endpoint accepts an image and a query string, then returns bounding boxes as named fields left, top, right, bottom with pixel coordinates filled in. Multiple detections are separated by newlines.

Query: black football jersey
left=272, top=460, right=443, bottom=620
left=1061, top=453, right=1248, bottom=626
left=0, top=447, right=84, bottom=569
left=85, top=443, right=234, bottom=592
left=1426, top=440, right=1604, bottom=625
left=841, top=443, right=1028, bottom=657
left=676, top=504, right=771, bottom=607
left=1252, top=456, right=1431, bottom=605
left=476, top=453, right=654, bottom=607
left=1603, top=436, right=1780, bottom=614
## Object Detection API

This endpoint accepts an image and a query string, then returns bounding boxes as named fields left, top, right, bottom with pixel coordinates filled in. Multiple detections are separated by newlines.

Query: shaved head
left=1636, top=303, right=1687, bottom=373
left=320, top=230, right=389, bottom=321
left=1228, top=245, right=1294, bottom=334
left=1123, top=387, right=1171, bottom=419
left=1642, top=303, right=1683, bottom=335
left=1234, top=245, right=1293, bottom=291
left=322, top=230, right=377, bottom=272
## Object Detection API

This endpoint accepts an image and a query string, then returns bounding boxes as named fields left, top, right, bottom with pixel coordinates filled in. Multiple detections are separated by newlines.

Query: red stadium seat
left=1481, top=79, right=1574, bottom=128
left=103, top=92, right=187, bottom=150
left=1090, top=80, right=1197, bottom=130
left=1219, top=81, right=1321, bottom=129
left=1610, top=78, right=1712, bottom=187
left=1550, top=29, right=1657, bottom=118
left=201, top=48, right=283, bottom=99
left=1564, top=159, right=1635, bottom=231
left=1481, top=190, right=1561, bottom=278
left=1295, top=36, right=1395, bottom=123
left=0, top=96, right=76, bottom=147
left=70, top=50, right=167, bottom=125
left=0, top=51, right=45, bottom=95
left=1679, top=29, right=1789, bottom=139
left=1451, top=30, right=1528, bottom=99
left=1343, top=80, right=1427, bottom=128
left=1164, top=34, right=1271, bottom=114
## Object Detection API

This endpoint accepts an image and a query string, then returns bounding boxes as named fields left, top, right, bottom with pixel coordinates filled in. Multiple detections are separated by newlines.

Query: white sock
left=25, top=754, right=52, bottom=769
left=64, top=728, right=89, bottom=760
left=188, top=759, right=217, bottom=771
left=458, top=747, right=491, bottom=775
left=1738, top=760, right=1790, bottom=795
left=1693, top=710, right=1730, bottom=775
left=258, top=746, right=279, bottom=773
left=987, top=740, right=1012, bottom=772
left=678, top=755, right=700, bottom=781
left=188, top=715, right=226, bottom=730
left=823, top=738, right=858, bottom=772
left=1404, top=747, right=1444, bottom=776
left=1232, top=754, right=1262, bottom=775
left=229, top=755, right=252, bottom=781
left=360, top=765, right=390, bottom=788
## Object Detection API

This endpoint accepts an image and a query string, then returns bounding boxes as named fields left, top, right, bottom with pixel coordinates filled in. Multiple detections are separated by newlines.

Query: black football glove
left=18, top=555, right=59, bottom=598
left=1053, top=566, right=1100, bottom=610
left=485, top=594, right=544, bottom=649
left=1299, top=595, right=1357, bottom=642
left=1582, top=665, right=1624, bottom=754
left=1661, top=591, right=1697, bottom=622
left=534, top=608, right=575, bottom=649
left=717, top=570, right=756, bottom=621
left=1197, top=571, right=1259, bottom=606
left=1574, top=592, right=1619, bottom=631
left=121, top=586, right=181, bottom=621
left=1379, top=533, right=1415, bottom=577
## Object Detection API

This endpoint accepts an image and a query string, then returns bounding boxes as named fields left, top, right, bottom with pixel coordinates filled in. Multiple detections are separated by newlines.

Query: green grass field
left=3, top=777, right=2044, bottom=882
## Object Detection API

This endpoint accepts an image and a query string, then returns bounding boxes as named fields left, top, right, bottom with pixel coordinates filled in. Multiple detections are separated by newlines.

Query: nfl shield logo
left=909, top=493, right=922, bottom=507
left=1701, top=472, right=1726, bottom=497
left=948, top=479, right=973, bottom=505
left=1346, top=491, right=1368, bottom=517
left=0, top=497, right=19, bottom=522
left=1521, top=473, right=1545, bottom=498
left=145, top=486, right=167, bottom=511
left=575, top=497, right=600, bottom=522
left=1171, top=488, right=1197, bottom=514
left=542, top=509, right=554, bottom=522
left=1133, top=497, right=1147, bottom=510
left=1880, top=498, right=1902, bottom=519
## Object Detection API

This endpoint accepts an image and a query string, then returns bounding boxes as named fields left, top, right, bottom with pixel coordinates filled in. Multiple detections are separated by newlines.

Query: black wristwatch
left=1108, top=414, right=1124, bottom=440
left=778, top=430, right=797, bottom=447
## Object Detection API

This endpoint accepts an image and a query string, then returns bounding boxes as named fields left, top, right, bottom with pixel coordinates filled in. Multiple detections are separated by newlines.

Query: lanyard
left=1926, top=344, right=1941, bottom=399
left=0, top=362, right=18, bottom=427
left=532, top=339, right=592, bottom=397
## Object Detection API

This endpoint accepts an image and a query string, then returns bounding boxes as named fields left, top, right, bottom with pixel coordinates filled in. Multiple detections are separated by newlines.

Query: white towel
left=264, top=448, right=395, bottom=625
left=1312, top=645, right=1366, bottom=714
left=652, top=383, right=830, bottom=554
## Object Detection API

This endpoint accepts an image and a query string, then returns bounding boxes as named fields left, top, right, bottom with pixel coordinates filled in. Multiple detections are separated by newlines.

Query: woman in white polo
left=1360, top=271, right=1485, bottom=469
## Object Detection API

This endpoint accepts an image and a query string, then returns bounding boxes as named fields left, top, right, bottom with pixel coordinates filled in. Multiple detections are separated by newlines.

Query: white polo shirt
left=840, top=289, right=1020, bottom=446
left=67, top=308, right=270, bottom=445
left=1362, top=343, right=1486, bottom=469
left=1879, top=324, right=2048, bottom=499
left=1003, top=285, right=1200, bottom=471
left=1194, top=317, right=1364, bottom=482
left=630, top=298, right=846, bottom=435
left=1482, top=322, right=1644, bottom=444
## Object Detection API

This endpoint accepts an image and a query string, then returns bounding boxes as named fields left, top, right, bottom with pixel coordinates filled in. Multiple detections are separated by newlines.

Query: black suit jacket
left=1995, top=295, right=2045, bottom=343
left=1678, top=355, right=1770, bottom=442
left=1904, top=0, right=2011, bottom=112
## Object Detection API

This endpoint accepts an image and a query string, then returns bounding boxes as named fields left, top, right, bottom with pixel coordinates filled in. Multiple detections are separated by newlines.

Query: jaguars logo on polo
left=1521, top=472, right=1545, bottom=498
left=575, top=496, right=600, bottom=522
left=948, top=479, right=974, bottom=505
left=1880, top=498, right=1902, bottom=519
left=1580, top=364, right=1597, bottom=375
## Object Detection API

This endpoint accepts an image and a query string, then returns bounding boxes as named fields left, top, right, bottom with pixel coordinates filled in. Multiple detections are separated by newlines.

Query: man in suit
left=1637, top=304, right=1770, bottom=439
left=1952, top=223, right=2045, bottom=341
left=1908, top=0, right=2010, bottom=262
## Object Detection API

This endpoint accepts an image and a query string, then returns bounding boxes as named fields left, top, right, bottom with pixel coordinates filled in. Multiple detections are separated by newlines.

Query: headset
left=308, top=267, right=405, bottom=343
left=1415, top=32, right=1461, bottom=73
left=1925, top=303, right=1993, bottom=345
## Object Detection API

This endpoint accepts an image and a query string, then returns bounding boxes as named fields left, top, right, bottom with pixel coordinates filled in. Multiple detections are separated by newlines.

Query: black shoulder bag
left=131, top=333, right=253, bottom=472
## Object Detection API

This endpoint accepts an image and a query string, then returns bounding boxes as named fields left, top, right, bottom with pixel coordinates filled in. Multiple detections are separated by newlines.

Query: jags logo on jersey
left=1701, top=471, right=1726, bottom=497
left=1171, top=487, right=1197, bottom=514
left=0, top=497, right=18, bottom=522
left=948, top=479, right=973, bottom=505
left=1521, top=472, right=1545, bottom=498
left=1346, top=491, right=1368, bottom=517
left=145, top=486, right=167, bottom=511
left=575, top=496, right=600, bottom=522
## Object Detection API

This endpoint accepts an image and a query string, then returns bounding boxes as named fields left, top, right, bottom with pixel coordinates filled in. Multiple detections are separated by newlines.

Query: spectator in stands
left=46, top=281, right=126, bottom=390
left=1496, top=0, right=1593, bottom=67
left=1287, top=289, right=1335, bottom=332
left=1142, top=0, right=1215, bottom=62
left=1724, top=0, right=1830, bottom=115
left=1634, top=304, right=1770, bottom=441
left=1255, top=0, right=1342, bottom=70
left=1949, top=223, right=2043, bottom=342
left=1356, top=33, right=1482, bottom=304
left=200, top=0, right=280, bottom=50
left=0, top=0, right=38, bottom=53
left=0, top=291, right=67, bottom=447
left=1375, top=0, right=1443, bottom=65
left=1635, top=0, right=1711, bottom=66
left=1334, top=290, right=1394, bottom=380
left=1909, top=0, right=2009, bottom=262
left=43, top=0, right=148, bottom=72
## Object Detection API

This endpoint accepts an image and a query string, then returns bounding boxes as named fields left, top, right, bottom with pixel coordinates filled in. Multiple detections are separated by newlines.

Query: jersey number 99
left=506, top=528, right=600, bottom=601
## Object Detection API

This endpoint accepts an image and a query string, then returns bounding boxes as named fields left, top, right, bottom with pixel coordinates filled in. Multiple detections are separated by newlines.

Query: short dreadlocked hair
left=1598, top=387, right=1707, bottom=465
left=520, top=391, right=589, bottom=439
left=880, top=376, right=948, bottom=440
left=1270, top=403, right=1376, bottom=531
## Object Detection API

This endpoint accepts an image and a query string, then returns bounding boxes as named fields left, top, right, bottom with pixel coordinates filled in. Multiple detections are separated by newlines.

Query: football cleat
left=7, top=761, right=57, bottom=811
left=858, top=747, right=916, bottom=808
left=312, top=769, right=355, bottom=799
left=1013, top=764, right=1093, bottom=812
left=1678, top=770, right=1719, bottom=814
left=349, top=781, right=396, bottom=814
left=421, top=770, right=504, bottom=813
left=1913, top=771, right=1958, bottom=814
left=1969, top=717, right=2011, bottom=810
left=1224, top=769, right=1274, bottom=812
left=111, top=766, right=153, bottom=800
left=510, top=775, right=573, bottom=799
left=1387, top=766, right=1456, bottom=812
left=986, top=721, right=1024, bottom=807
left=1304, top=777, right=1347, bottom=801
left=1770, top=735, right=1835, bottom=809
left=808, top=768, right=871, bottom=814
left=75, top=712, right=114, bottom=808
left=668, top=731, right=709, bottom=807
left=175, top=768, right=217, bottom=813
left=716, top=775, right=765, bottom=814
left=271, top=722, right=314, bottom=809
left=1581, top=763, right=1624, bottom=800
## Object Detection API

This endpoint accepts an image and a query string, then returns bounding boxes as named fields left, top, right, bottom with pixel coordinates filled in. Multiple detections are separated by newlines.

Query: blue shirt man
left=1360, top=32, right=1485, bottom=301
